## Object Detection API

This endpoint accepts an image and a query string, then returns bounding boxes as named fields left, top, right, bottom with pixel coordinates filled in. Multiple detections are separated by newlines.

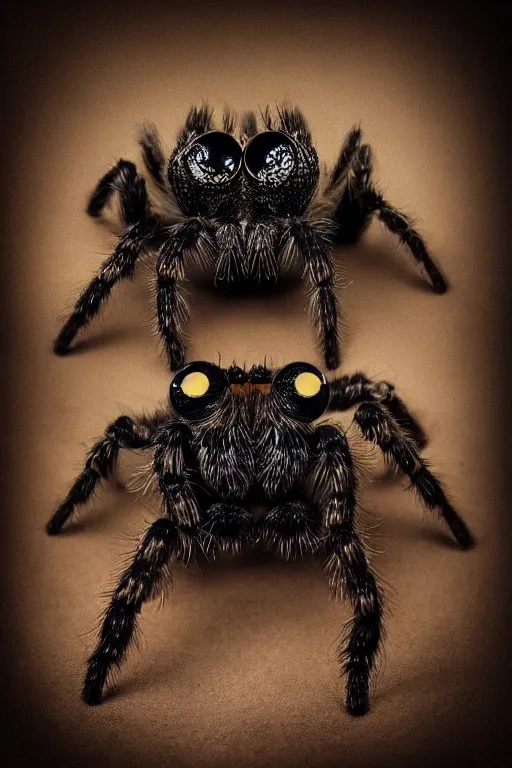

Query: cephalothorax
left=47, top=360, right=473, bottom=715
left=53, top=105, right=447, bottom=370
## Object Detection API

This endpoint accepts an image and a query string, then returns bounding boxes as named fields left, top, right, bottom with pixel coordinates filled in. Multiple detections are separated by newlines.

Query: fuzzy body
left=54, top=105, right=448, bottom=370
left=47, top=362, right=473, bottom=715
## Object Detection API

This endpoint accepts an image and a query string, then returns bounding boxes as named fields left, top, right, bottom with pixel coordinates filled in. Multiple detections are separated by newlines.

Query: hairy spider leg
left=354, top=401, right=474, bottom=548
left=155, top=219, right=214, bottom=370
left=259, top=500, right=319, bottom=559
left=53, top=161, right=157, bottom=354
left=138, top=123, right=167, bottom=193
left=328, top=372, right=427, bottom=448
left=287, top=219, right=341, bottom=370
left=83, top=517, right=179, bottom=705
left=82, top=421, right=200, bottom=704
left=330, top=135, right=448, bottom=292
left=312, top=424, right=384, bottom=716
left=46, top=416, right=153, bottom=535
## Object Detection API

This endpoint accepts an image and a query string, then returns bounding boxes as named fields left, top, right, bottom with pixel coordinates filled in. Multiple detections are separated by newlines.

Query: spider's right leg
left=288, top=219, right=341, bottom=370
left=325, top=126, right=363, bottom=195
left=46, top=415, right=154, bottom=535
left=54, top=161, right=158, bottom=355
left=156, top=220, right=214, bottom=370
left=83, top=422, right=200, bottom=705
left=328, top=371, right=427, bottom=448
left=83, top=517, right=181, bottom=705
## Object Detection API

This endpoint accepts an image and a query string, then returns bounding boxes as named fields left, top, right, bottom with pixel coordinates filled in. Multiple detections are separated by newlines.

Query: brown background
left=2, top=2, right=511, bottom=766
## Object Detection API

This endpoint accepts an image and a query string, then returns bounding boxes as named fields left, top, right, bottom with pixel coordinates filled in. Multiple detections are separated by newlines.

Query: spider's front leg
left=54, top=160, right=159, bottom=355
left=288, top=219, right=341, bottom=370
left=353, top=401, right=474, bottom=548
left=311, top=424, right=384, bottom=716
left=46, top=415, right=154, bottom=535
left=156, top=219, right=214, bottom=370
left=328, top=371, right=427, bottom=448
left=83, top=421, right=201, bottom=705
left=329, top=132, right=448, bottom=293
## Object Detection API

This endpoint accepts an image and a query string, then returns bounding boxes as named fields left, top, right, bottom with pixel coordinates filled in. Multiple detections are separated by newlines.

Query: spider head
left=243, top=106, right=320, bottom=218
left=168, top=105, right=319, bottom=221
left=169, top=360, right=329, bottom=500
left=168, top=107, right=244, bottom=218
left=169, top=360, right=329, bottom=427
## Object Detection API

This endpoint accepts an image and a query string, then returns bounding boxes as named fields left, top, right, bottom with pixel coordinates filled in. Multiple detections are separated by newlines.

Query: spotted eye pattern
left=244, top=131, right=296, bottom=186
left=185, top=132, right=243, bottom=185
left=170, top=361, right=228, bottom=421
left=272, top=362, right=329, bottom=422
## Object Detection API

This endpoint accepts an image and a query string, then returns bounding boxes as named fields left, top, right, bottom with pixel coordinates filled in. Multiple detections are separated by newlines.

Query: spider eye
left=244, top=131, right=296, bottom=186
left=184, top=131, right=243, bottom=185
left=170, top=362, right=228, bottom=421
left=271, top=362, right=329, bottom=422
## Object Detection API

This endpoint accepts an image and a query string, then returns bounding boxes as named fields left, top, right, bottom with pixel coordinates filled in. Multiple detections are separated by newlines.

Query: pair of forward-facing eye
left=170, top=361, right=329, bottom=422
left=183, top=131, right=297, bottom=187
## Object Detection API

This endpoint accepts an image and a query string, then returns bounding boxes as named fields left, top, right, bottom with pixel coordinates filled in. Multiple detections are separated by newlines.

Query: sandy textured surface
left=3, top=3, right=510, bottom=766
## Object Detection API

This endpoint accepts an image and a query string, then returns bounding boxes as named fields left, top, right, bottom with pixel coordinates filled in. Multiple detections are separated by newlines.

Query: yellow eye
left=181, top=371, right=210, bottom=398
left=294, top=371, right=322, bottom=398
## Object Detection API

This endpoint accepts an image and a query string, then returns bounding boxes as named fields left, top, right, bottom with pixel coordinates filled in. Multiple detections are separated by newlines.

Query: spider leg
left=138, top=123, right=168, bottom=194
left=311, top=424, right=384, bottom=716
left=331, top=140, right=374, bottom=245
left=331, top=137, right=447, bottom=291
left=368, top=188, right=447, bottom=293
left=260, top=500, right=319, bottom=560
left=156, top=219, right=214, bottom=370
left=325, top=126, right=363, bottom=194
left=54, top=161, right=158, bottom=355
left=328, top=371, right=426, bottom=448
left=83, top=421, right=200, bottom=704
left=245, top=220, right=281, bottom=283
left=214, top=222, right=246, bottom=282
left=83, top=517, right=180, bottom=705
left=46, top=415, right=154, bottom=535
left=353, top=401, right=474, bottom=548
left=201, top=502, right=255, bottom=556
left=86, top=159, right=150, bottom=222
left=289, top=219, right=340, bottom=370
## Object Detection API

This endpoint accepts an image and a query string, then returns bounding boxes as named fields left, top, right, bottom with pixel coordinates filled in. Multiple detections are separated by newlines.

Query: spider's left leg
left=328, top=372, right=426, bottom=448
left=354, top=401, right=474, bottom=548
left=46, top=415, right=155, bottom=535
left=311, top=424, right=384, bottom=715
left=289, top=219, right=340, bottom=370
left=83, top=422, right=200, bottom=704
left=54, top=162, right=159, bottom=354
left=138, top=123, right=168, bottom=194
left=156, top=220, right=214, bottom=370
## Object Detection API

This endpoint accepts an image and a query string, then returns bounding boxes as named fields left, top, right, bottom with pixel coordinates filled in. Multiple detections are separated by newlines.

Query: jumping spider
left=46, top=360, right=473, bottom=715
left=53, top=105, right=447, bottom=371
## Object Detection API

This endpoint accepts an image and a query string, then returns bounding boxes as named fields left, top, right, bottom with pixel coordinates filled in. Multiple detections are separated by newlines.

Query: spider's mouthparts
left=231, top=383, right=271, bottom=396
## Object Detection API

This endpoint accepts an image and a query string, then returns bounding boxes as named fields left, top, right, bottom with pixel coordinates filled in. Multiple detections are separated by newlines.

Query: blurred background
left=2, top=1, right=510, bottom=766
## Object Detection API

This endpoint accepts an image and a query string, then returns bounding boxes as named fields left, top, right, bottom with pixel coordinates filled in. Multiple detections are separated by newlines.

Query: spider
left=53, top=105, right=448, bottom=371
left=46, top=359, right=473, bottom=715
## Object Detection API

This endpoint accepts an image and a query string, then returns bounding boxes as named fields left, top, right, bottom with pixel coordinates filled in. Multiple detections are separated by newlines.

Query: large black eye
left=170, top=361, right=228, bottom=421
left=272, top=362, right=329, bottom=422
left=244, top=131, right=296, bottom=186
left=184, top=132, right=243, bottom=185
